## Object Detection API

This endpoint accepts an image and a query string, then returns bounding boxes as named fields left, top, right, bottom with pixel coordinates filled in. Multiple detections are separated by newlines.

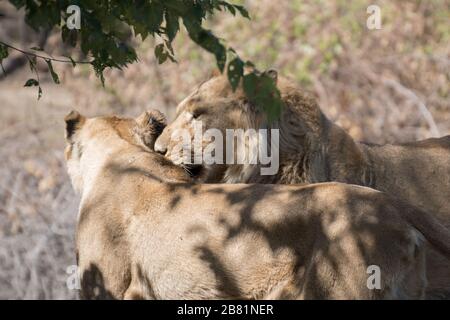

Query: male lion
left=65, top=109, right=450, bottom=299
left=154, top=71, right=450, bottom=298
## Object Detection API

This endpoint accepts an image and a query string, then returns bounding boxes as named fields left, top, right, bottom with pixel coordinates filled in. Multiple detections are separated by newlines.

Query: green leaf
left=243, top=72, right=258, bottom=98
left=66, top=56, right=76, bottom=68
left=28, top=56, right=37, bottom=72
left=24, top=78, right=39, bottom=87
left=234, top=5, right=250, bottom=19
left=164, top=39, right=174, bottom=55
left=0, top=43, right=8, bottom=60
left=147, top=2, right=164, bottom=32
left=154, top=43, right=168, bottom=64
left=216, top=50, right=227, bottom=72
left=30, top=46, right=43, bottom=51
left=62, top=27, right=78, bottom=47
left=227, top=57, right=244, bottom=91
left=163, top=40, right=177, bottom=62
left=224, top=4, right=236, bottom=15
left=45, top=59, right=60, bottom=84
left=245, top=60, right=255, bottom=68
left=9, top=0, right=26, bottom=10
left=110, top=43, right=138, bottom=67
left=243, top=72, right=283, bottom=122
left=184, top=20, right=220, bottom=50
left=24, top=1, right=60, bottom=31
left=91, top=59, right=107, bottom=86
left=0, top=43, right=8, bottom=73
left=184, top=20, right=226, bottom=71
left=165, top=10, right=179, bottom=42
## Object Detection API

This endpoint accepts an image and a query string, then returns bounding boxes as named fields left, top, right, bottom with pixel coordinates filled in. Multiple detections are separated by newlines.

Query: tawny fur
left=65, top=110, right=450, bottom=300
left=155, top=73, right=450, bottom=299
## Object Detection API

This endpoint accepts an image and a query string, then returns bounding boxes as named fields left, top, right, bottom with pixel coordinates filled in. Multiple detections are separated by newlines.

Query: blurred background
left=0, top=0, right=449, bottom=299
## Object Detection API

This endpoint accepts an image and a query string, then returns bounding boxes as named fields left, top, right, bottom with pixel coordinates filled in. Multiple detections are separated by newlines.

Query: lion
left=154, top=71, right=450, bottom=298
left=64, top=109, right=450, bottom=299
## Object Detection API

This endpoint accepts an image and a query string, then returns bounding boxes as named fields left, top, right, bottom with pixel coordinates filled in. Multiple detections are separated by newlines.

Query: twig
left=358, top=62, right=441, bottom=138
left=0, top=30, right=48, bottom=79
left=382, top=78, right=441, bottom=137
left=0, top=41, right=92, bottom=65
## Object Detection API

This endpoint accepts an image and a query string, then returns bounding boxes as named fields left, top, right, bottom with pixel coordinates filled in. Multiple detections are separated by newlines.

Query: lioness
left=65, top=109, right=450, bottom=299
left=154, top=71, right=450, bottom=298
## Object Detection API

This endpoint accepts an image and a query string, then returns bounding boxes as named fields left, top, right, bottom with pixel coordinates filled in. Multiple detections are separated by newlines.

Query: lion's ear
left=265, top=69, right=278, bottom=84
left=136, top=109, right=167, bottom=132
left=64, top=110, right=85, bottom=142
left=135, top=109, right=167, bottom=149
left=240, top=96, right=260, bottom=115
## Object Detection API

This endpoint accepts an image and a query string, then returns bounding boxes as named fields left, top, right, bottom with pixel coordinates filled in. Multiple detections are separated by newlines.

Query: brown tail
left=400, top=204, right=450, bottom=259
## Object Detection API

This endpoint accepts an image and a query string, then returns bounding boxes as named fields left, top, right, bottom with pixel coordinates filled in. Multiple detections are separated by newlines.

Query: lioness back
left=126, top=182, right=427, bottom=299
left=362, top=136, right=450, bottom=226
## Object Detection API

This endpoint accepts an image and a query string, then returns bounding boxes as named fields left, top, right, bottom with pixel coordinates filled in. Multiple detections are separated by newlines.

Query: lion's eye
left=192, top=111, right=202, bottom=119
left=191, top=107, right=207, bottom=119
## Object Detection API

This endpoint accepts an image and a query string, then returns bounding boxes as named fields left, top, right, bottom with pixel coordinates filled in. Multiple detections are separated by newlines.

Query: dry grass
left=0, top=0, right=448, bottom=299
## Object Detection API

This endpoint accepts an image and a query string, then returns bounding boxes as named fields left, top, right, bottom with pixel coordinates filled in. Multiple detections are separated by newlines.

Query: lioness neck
left=79, top=140, right=189, bottom=202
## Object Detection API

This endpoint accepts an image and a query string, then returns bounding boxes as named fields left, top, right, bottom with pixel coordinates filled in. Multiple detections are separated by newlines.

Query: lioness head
left=64, top=109, right=167, bottom=193
left=155, top=70, right=326, bottom=182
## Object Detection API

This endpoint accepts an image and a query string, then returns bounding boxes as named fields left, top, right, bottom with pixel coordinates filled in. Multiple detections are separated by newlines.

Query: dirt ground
left=0, top=0, right=449, bottom=299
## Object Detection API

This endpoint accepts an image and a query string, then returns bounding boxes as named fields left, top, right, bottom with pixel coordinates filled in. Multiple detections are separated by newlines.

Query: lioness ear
left=265, top=69, right=278, bottom=84
left=64, top=110, right=85, bottom=142
left=135, top=109, right=167, bottom=149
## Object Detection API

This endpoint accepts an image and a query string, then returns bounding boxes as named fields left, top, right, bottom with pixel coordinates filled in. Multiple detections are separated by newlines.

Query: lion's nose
left=154, top=140, right=167, bottom=155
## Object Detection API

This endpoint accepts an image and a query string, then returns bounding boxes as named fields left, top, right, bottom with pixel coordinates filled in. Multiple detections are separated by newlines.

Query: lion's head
left=155, top=74, right=251, bottom=178
left=155, top=71, right=330, bottom=183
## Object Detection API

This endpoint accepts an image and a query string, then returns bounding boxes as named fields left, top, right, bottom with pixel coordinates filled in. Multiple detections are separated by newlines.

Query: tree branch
left=0, top=41, right=92, bottom=65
